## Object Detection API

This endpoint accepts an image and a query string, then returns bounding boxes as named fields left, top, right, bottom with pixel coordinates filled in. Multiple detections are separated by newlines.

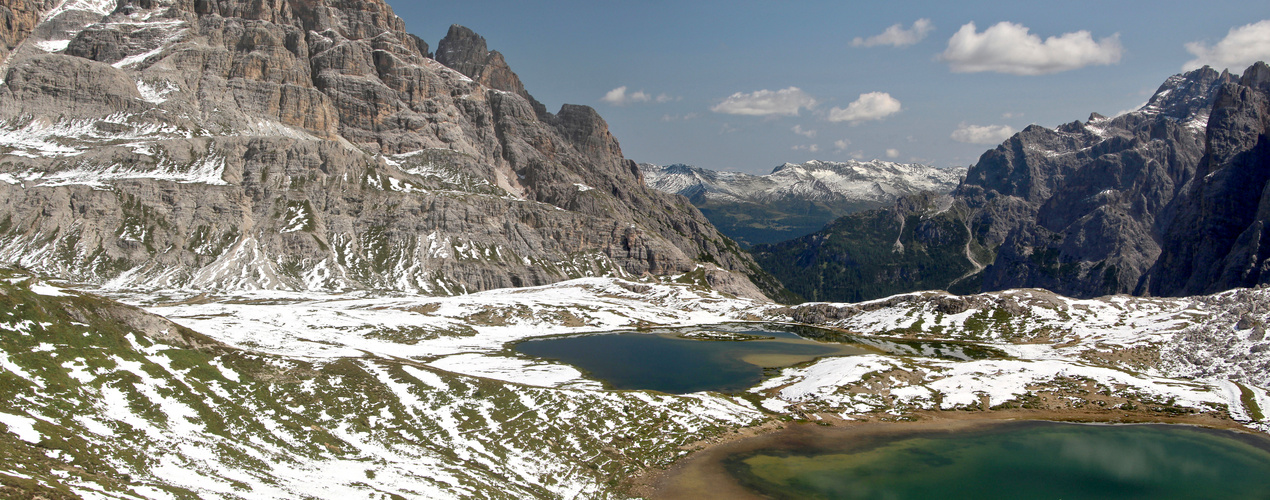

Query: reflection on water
left=726, top=422, right=1270, bottom=499
left=514, top=324, right=872, bottom=394
left=513, top=323, right=1007, bottom=394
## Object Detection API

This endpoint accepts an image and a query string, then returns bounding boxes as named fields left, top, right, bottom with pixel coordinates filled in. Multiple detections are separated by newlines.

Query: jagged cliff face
left=968, top=66, right=1233, bottom=297
left=754, top=64, right=1268, bottom=301
left=1146, top=62, right=1270, bottom=295
left=0, top=0, right=774, bottom=298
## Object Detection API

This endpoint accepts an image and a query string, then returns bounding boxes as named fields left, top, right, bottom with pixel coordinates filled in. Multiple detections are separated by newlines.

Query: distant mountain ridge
left=640, top=160, right=965, bottom=246
left=753, top=62, right=1270, bottom=302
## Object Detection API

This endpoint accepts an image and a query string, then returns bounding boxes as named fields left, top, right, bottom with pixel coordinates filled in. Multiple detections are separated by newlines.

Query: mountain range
left=753, top=62, right=1270, bottom=302
left=1, top=0, right=1269, bottom=498
left=0, top=0, right=782, bottom=299
left=640, top=160, right=965, bottom=246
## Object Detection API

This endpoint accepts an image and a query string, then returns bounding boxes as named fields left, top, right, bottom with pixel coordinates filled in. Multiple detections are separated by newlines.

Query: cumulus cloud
left=940, top=22, right=1123, bottom=75
left=602, top=87, right=677, bottom=106
left=601, top=86, right=649, bottom=105
left=711, top=87, right=817, bottom=116
left=833, top=139, right=851, bottom=151
left=852, top=19, right=934, bottom=48
left=951, top=123, right=1017, bottom=144
left=792, top=125, right=817, bottom=138
left=827, top=92, right=902, bottom=123
left=1183, top=20, right=1270, bottom=71
left=792, top=144, right=821, bottom=153
left=885, top=148, right=900, bottom=158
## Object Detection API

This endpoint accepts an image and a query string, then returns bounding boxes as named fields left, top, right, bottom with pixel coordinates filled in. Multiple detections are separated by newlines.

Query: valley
left=4, top=268, right=1269, bottom=498
left=1, top=0, right=1269, bottom=497
left=639, top=161, right=964, bottom=247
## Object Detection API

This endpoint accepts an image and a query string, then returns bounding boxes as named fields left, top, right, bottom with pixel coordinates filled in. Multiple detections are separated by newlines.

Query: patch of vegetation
left=750, top=202, right=977, bottom=303
left=696, top=198, right=879, bottom=247
left=1237, top=382, right=1265, bottom=421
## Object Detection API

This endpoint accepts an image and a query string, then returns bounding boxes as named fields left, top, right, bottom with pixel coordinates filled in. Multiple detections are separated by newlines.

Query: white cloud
left=940, top=22, right=1123, bottom=75
left=1183, top=20, right=1270, bottom=71
left=833, top=139, right=851, bottom=151
left=792, top=144, right=821, bottom=153
left=885, top=148, right=900, bottom=158
left=1002, top=112, right=1023, bottom=119
left=951, top=123, right=1017, bottom=144
left=711, top=87, right=817, bottom=116
left=601, top=86, right=649, bottom=105
left=827, top=92, right=902, bottom=123
left=852, top=19, right=934, bottom=48
left=602, top=86, right=678, bottom=106
left=792, top=125, right=817, bottom=138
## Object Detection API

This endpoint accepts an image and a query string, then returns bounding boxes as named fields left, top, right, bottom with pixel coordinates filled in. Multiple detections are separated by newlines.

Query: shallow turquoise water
left=726, top=421, right=1270, bottom=500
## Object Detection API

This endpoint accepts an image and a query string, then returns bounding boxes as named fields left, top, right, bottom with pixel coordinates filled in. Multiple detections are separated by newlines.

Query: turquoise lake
left=725, top=421, right=1270, bottom=500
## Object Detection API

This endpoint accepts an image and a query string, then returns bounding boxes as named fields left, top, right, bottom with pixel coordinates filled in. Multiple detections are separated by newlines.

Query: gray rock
left=757, top=64, right=1269, bottom=301
left=0, top=0, right=780, bottom=300
left=1145, top=62, right=1270, bottom=296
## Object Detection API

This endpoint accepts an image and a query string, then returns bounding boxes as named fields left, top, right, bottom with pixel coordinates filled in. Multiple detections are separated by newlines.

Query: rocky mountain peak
left=1139, top=65, right=1236, bottom=121
left=1145, top=60, right=1270, bottom=295
left=435, top=24, right=535, bottom=107
left=1240, top=60, right=1270, bottom=92
left=0, top=0, right=780, bottom=300
left=767, top=63, right=1263, bottom=302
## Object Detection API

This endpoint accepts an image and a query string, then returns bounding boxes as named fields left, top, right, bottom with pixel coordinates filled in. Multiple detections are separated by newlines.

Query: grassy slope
left=0, top=268, right=761, bottom=499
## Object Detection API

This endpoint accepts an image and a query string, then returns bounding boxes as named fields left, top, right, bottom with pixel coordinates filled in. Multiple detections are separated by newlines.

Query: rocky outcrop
left=755, top=64, right=1264, bottom=301
left=0, top=0, right=56, bottom=57
left=0, top=0, right=778, bottom=300
left=1145, top=62, right=1270, bottom=295
left=964, top=67, right=1232, bottom=298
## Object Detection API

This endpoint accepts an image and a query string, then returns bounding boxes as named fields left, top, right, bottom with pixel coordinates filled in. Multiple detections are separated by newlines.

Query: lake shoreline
left=628, top=408, right=1265, bottom=499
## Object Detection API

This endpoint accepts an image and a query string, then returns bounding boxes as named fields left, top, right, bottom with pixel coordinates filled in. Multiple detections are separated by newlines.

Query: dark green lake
left=726, top=421, right=1270, bottom=500
left=513, top=323, right=1003, bottom=394
left=513, top=324, right=873, bottom=394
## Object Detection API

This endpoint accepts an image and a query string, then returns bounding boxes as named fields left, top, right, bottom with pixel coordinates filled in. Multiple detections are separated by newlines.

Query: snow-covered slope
left=0, top=266, right=1268, bottom=498
left=639, top=160, right=965, bottom=246
left=641, top=160, right=965, bottom=206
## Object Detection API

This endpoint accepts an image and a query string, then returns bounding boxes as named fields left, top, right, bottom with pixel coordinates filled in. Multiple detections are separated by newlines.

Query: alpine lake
left=513, top=324, right=1270, bottom=499
left=512, top=323, right=1000, bottom=394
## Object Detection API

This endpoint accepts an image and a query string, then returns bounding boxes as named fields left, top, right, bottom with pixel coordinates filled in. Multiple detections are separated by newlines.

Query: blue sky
left=390, top=1, right=1270, bottom=173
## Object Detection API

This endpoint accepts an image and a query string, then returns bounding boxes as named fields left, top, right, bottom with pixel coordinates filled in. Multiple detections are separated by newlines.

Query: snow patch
left=0, top=412, right=42, bottom=444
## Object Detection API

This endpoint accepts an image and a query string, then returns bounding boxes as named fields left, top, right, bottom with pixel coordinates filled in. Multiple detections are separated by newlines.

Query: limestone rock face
left=1146, top=62, right=1270, bottom=295
left=755, top=64, right=1269, bottom=301
left=0, top=0, right=57, bottom=57
left=968, top=70, right=1225, bottom=297
left=0, top=0, right=776, bottom=300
